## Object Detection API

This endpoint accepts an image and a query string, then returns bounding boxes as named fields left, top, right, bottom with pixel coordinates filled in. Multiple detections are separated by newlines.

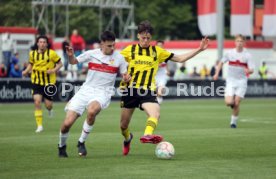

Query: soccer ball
left=155, top=141, right=175, bottom=159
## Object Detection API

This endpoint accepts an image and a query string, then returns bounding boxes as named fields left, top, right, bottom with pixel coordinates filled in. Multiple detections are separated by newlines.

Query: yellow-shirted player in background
left=120, top=20, right=209, bottom=155
left=22, top=35, right=63, bottom=133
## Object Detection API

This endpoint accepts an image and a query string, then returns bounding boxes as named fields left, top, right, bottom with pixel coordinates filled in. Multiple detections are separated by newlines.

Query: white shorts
left=155, top=74, right=168, bottom=87
left=65, top=86, right=111, bottom=115
left=225, top=82, right=247, bottom=98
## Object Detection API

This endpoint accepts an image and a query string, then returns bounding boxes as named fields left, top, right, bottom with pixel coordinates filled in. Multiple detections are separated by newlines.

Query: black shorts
left=32, top=84, right=54, bottom=101
left=120, top=88, right=158, bottom=110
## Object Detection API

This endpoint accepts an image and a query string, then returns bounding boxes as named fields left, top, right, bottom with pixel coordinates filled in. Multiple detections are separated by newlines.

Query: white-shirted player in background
left=58, top=31, right=131, bottom=157
left=155, top=40, right=170, bottom=104
left=213, top=34, right=254, bottom=128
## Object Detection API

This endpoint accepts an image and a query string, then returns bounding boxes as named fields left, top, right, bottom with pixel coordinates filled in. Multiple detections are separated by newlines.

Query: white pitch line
left=240, top=118, right=276, bottom=124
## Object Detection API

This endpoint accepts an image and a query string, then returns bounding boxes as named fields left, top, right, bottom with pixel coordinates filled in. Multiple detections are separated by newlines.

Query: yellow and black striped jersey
left=120, top=44, right=173, bottom=91
left=29, top=49, right=61, bottom=86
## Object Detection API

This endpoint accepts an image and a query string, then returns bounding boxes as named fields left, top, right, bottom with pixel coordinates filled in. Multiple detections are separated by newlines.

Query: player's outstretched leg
left=140, top=134, right=163, bottom=144
left=140, top=117, right=163, bottom=144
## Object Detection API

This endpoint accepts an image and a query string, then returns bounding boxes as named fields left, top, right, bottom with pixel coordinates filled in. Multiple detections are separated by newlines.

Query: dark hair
left=36, top=35, right=49, bottom=44
left=100, top=31, right=116, bottom=42
left=32, top=35, right=50, bottom=50
left=138, top=20, right=153, bottom=35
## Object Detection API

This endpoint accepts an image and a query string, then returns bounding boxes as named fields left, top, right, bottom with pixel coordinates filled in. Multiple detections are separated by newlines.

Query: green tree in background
left=0, top=0, right=32, bottom=27
left=0, top=0, right=265, bottom=42
left=132, top=0, right=201, bottom=40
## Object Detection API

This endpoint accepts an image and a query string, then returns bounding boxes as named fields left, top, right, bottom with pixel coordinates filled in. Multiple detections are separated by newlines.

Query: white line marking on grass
left=240, top=118, right=276, bottom=124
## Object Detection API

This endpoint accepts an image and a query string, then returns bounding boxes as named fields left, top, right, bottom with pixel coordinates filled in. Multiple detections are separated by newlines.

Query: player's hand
left=22, top=70, right=28, bottom=77
left=244, top=68, right=252, bottom=77
left=47, top=69, right=56, bottom=74
left=65, top=45, right=74, bottom=57
left=122, top=73, right=131, bottom=82
left=244, top=68, right=250, bottom=74
left=213, top=74, right=219, bottom=80
left=199, top=36, right=209, bottom=51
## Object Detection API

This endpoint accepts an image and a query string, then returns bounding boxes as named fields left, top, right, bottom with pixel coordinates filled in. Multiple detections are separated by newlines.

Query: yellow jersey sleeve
left=120, top=45, right=132, bottom=62
left=50, top=49, right=61, bottom=63
left=29, top=50, right=34, bottom=64
left=156, top=46, right=174, bottom=63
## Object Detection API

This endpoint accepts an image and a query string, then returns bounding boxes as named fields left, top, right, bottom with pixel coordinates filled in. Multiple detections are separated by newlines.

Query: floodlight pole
left=217, top=0, right=224, bottom=60
left=65, top=5, right=69, bottom=37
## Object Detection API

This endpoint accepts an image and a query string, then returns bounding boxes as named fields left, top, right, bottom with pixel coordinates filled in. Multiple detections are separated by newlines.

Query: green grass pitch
left=0, top=99, right=276, bottom=179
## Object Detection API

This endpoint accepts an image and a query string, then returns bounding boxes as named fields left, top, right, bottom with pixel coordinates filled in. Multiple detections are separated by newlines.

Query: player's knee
left=62, top=120, right=72, bottom=132
left=234, top=101, right=240, bottom=107
left=34, top=100, right=41, bottom=107
left=87, top=109, right=98, bottom=119
left=120, top=119, right=129, bottom=129
left=45, top=104, right=53, bottom=110
left=150, top=112, right=160, bottom=120
left=225, top=100, right=233, bottom=106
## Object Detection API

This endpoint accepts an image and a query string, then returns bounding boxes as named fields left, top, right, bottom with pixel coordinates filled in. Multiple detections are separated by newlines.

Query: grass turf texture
left=0, top=99, right=276, bottom=179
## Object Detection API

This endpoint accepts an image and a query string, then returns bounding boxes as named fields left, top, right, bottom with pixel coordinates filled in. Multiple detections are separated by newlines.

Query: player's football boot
left=230, top=124, right=237, bottom=128
left=58, top=145, right=68, bottom=158
left=123, top=133, right=133, bottom=156
left=35, top=126, right=43, bottom=133
left=77, top=141, right=87, bottom=156
left=140, top=134, right=163, bottom=144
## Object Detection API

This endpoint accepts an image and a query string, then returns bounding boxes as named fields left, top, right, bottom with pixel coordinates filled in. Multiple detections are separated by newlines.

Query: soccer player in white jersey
left=213, top=34, right=254, bottom=128
left=58, top=31, right=131, bottom=157
left=155, top=40, right=170, bottom=104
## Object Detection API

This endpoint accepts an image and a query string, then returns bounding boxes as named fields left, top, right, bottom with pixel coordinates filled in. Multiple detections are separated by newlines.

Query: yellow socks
left=121, top=128, right=131, bottom=141
left=144, top=117, right=158, bottom=135
left=34, top=110, right=43, bottom=127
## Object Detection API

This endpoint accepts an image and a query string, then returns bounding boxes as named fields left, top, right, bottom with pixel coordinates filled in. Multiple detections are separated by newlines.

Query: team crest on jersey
left=110, top=59, right=115, bottom=65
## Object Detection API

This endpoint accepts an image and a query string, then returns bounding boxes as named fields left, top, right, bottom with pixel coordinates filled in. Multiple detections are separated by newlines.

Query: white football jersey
left=222, top=48, right=254, bottom=83
left=157, top=62, right=167, bottom=76
left=77, top=49, right=127, bottom=88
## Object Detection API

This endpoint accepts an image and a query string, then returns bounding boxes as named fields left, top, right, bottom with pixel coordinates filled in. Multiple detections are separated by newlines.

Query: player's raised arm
left=66, top=45, right=78, bottom=64
left=213, top=61, right=224, bottom=80
left=171, top=37, right=209, bottom=63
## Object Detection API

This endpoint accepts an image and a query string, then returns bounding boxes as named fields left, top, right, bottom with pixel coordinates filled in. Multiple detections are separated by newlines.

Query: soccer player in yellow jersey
left=22, top=35, right=63, bottom=133
left=120, top=20, right=209, bottom=155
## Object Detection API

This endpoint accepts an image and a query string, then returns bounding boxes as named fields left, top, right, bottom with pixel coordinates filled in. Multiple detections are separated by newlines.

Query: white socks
left=59, top=132, right=69, bottom=147
left=79, top=120, right=93, bottom=143
left=231, top=115, right=238, bottom=125
left=59, top=120, right=93, bottom=147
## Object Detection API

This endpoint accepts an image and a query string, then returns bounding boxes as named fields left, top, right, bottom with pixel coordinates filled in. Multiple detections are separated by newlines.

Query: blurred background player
left=119, top=20, right=209, bottom=155
left=258, top=61, right=268, bottom=80
left=173, top=63, right=188, bottom=80
left=70, top=29, right=86, bottom=72
left=213, top=34, right=254, bottom=128
left=155, top=40, right=170, bottom=104
left=22, top=35, right=63, bottom=133
left=58, top=31, right=130, bottom=158
left=210, top=60, right=223, bottom=79
left=1, top=33, right=14, bottom=75
left=62, top=36, right=70, bottom=71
